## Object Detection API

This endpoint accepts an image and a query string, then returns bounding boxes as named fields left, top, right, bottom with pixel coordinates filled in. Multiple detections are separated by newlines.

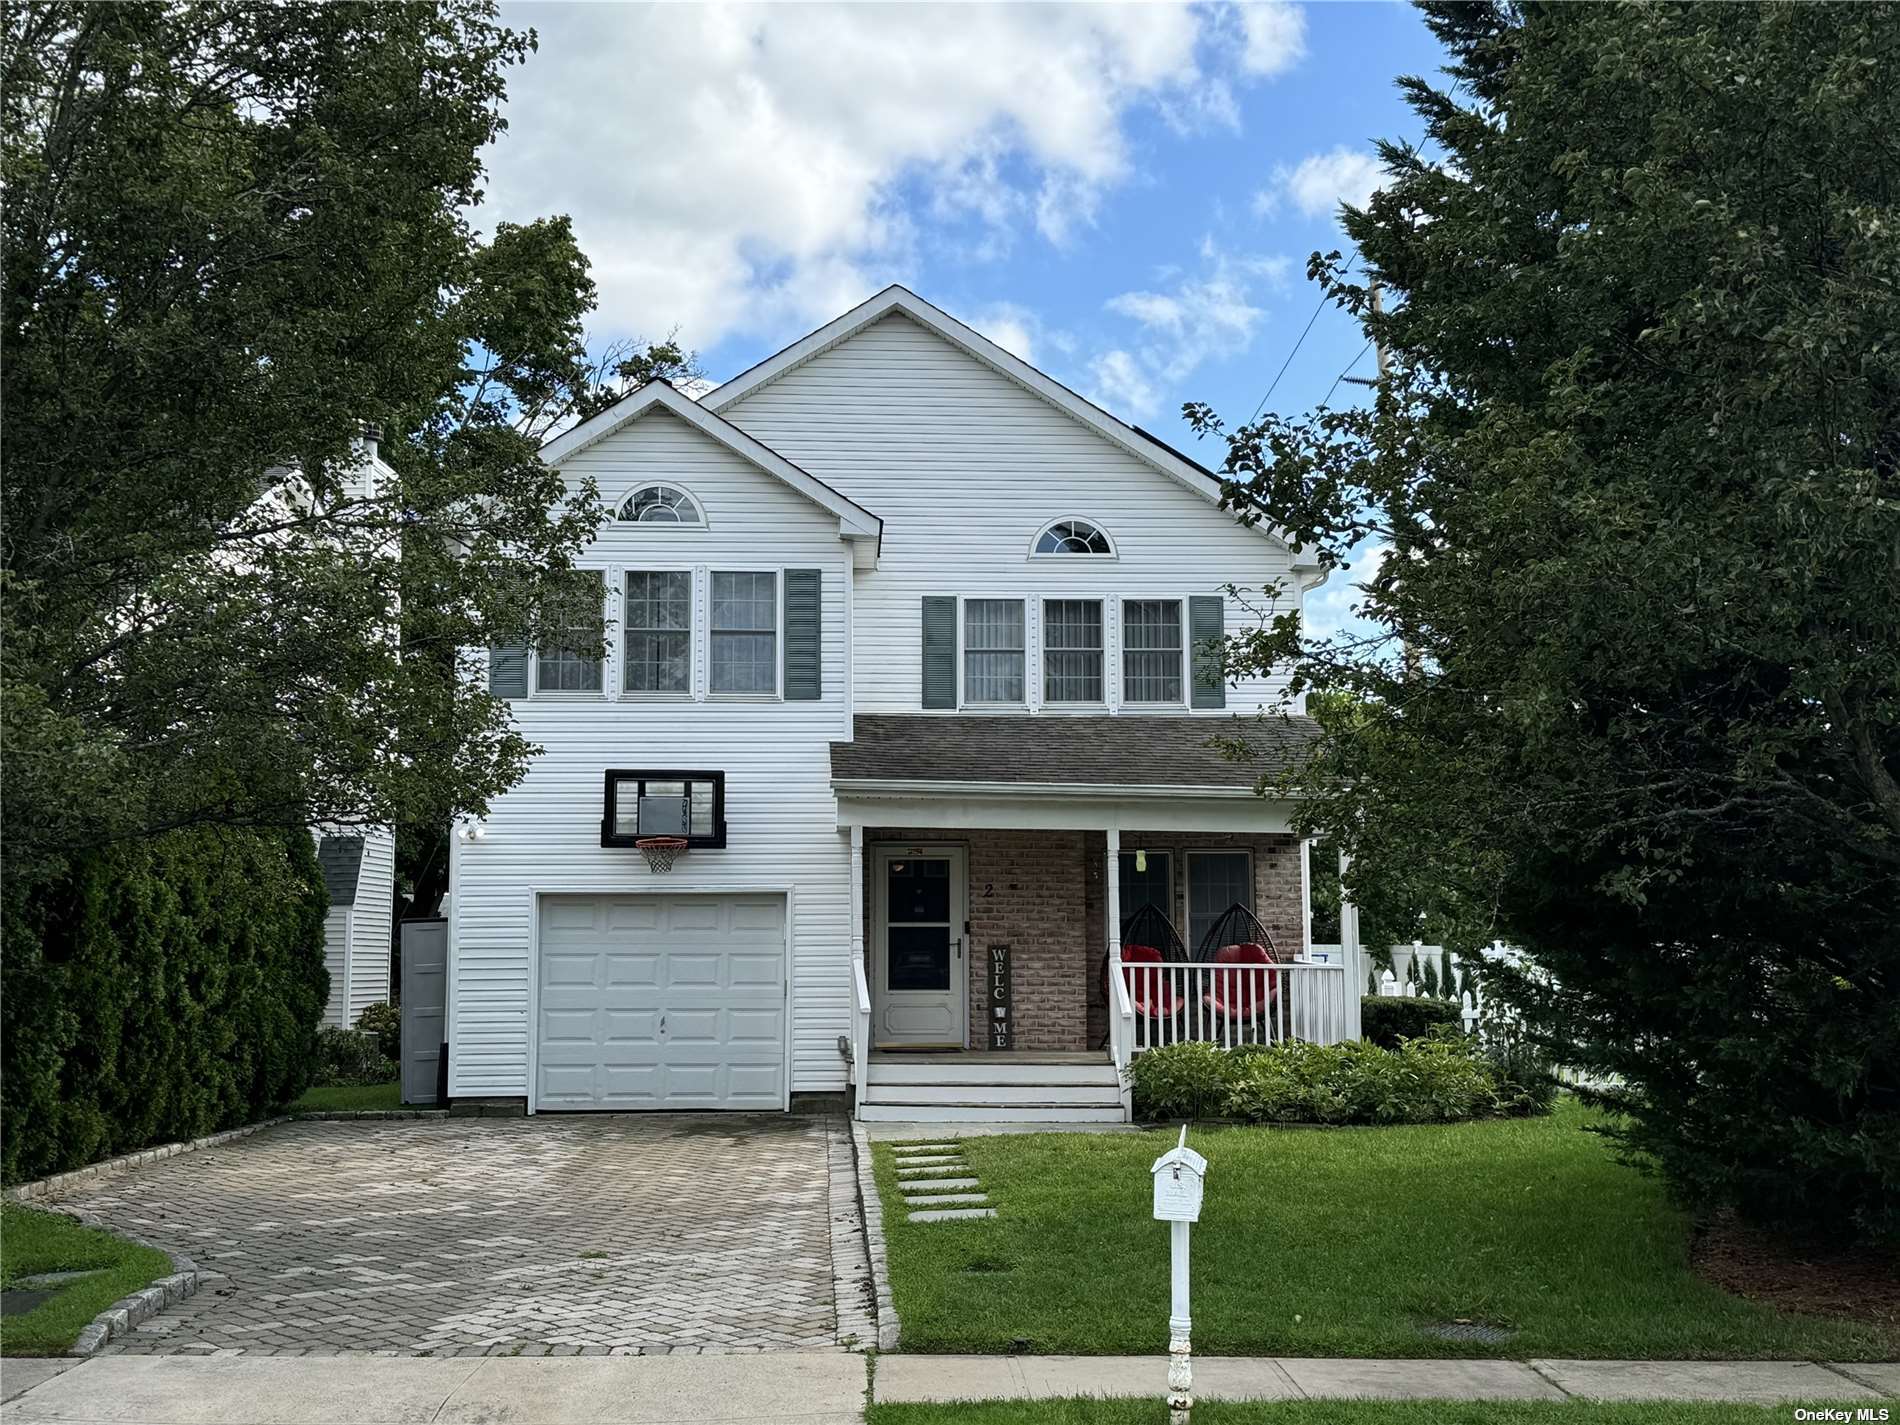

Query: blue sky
left=484, top=1, right=1445, bottom=631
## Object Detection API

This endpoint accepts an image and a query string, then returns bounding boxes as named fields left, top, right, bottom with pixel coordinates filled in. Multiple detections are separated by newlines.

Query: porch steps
left=862, top=1053, right=1125, bottom=1125
left=891, top=1141, right=998, bottom=1224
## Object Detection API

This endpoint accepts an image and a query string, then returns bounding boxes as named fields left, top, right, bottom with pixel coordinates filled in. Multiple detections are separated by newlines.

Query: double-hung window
left=534, top=570, right=605, bottom=693
left=1122, top=599, right=1185, bottom=705
left=1042, top=598, right=1104, bottom=704
left=624, top=570, right=692, bottom=694
left=710, top=571, right=777, bottom=694
left=963, top=599, right=1025, bottom=704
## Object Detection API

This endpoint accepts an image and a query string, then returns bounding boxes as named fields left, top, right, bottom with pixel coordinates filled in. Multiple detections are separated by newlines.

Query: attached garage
left=535, top=892, right=788, bottom=1110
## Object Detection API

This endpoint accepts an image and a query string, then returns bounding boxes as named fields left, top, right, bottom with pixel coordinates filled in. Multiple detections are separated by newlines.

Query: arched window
left=1032, top=517, right=1114, bottom=557
left=617, top=484, right=704, bottom=525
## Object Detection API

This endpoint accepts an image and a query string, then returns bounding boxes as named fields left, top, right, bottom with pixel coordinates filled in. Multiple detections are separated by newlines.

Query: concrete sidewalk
left=0, top=1352, right=865, bottom=1424
left=2, top=1353, right=1894, bottom=1422
left=876, top=1354, right=1900, bottom=1406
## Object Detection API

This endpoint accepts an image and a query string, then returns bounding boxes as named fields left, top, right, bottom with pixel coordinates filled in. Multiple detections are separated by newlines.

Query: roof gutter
left=829, top=777, right=1293, bottom=801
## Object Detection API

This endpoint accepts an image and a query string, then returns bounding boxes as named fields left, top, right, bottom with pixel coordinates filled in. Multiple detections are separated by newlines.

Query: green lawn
left=868, top=1404, right=1827, bottom=1425
left=287, top=1080, right=401, bottom=1112
left=872, top=1101, right=1894, bottom=1360
left=1, top=1203, right=173, bottom=1356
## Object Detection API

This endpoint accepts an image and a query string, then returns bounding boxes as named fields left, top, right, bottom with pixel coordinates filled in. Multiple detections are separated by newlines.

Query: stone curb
left=2, top=1109, right=450, bottom=1204
left=43, top=1200, right=204, bottom=1360
left=825, top=1119, right=878, bottom=1353
left=850, top=1122, right=901, bottom=1351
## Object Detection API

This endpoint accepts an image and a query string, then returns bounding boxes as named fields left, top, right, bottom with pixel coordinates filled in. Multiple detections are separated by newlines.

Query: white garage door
left=536, top=893, right=787, bottom=1110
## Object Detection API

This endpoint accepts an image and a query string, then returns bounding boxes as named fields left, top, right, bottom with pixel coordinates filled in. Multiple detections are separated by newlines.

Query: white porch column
left=850, top=824, right=866, bottom=965
left=1338, top=847, right=1363, bottom=1041
left=849, top=825, right=868, bottom=1107
left=1105, top=827, right=1122, bottom=961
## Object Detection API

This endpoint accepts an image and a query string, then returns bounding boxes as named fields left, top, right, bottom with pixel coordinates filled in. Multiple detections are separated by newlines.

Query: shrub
left=1360, top=995, right=1462, bottom=1049
left=356, top=1001, right=401, bottom=1063
left=1124, top=1041, right=1233, bottom=1120
left=1, top=827, right=328, bottom=1183
left=1129, top=1036, right=1546, bottom=1127
left=314, top=1027, right=397, bottom=1088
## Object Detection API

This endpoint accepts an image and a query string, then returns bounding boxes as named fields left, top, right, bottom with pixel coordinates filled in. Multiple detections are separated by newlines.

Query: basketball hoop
left=634, top=836, right=687, bottom=873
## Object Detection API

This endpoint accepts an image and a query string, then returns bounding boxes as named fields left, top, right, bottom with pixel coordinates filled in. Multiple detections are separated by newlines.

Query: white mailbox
left=1151, top=1126, right=1207, bottom=1223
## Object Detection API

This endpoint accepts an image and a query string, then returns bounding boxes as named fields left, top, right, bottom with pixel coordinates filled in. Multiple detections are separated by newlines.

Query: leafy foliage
left=1361, top=995, right=1462, bottom=1050
left=1126, top=1037, right=1544, bottom=1126
left=355, top=1001, right=402, bottom=1064
left=313, top=1027, right=397, bottom=1089
left=1190, top=2, right=1900, bottom=1241
left=0, top=826, right=327, bottom=1184
left=0, top=3, right=694, bottom=884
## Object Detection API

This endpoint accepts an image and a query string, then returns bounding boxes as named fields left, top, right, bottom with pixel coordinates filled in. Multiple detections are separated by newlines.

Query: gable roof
left=703, top=285, right=1313, bottom=568
left=538, top=379, right=882, bottom=547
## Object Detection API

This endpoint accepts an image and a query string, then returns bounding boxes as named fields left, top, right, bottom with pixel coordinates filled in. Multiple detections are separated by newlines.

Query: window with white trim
left=1186, top=850, right=1253, bottom=953
left=1122, top=599, right=1185, bottom=704
left=1033, top=517, right=1113, bottom=556
left=618, top=484, right=703, bottom=524
left=534, top=570, right=604, bottom=693
left=963, top=599, right=1025, bottom=704
left=1042, top=598, right=1104, bottom=703
left=623, top=570, right=691, bottom=694
left=710, top=571, right=777, bottom=694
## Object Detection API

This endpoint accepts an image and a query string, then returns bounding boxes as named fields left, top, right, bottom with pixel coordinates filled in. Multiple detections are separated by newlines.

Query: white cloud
left=1302, top=541, right=1387, bottom=640
left=1087, top=349, right=1158, bottom=421
left=484, top=2, right=1307, bottom=350
left=1235, top=1, right=1307, bottom=76
left=1255, top=145, right=1384, bottom=221
left=953, top=300, right=1046, bottom=364
left=1087, top=238, right=1290, bottom=419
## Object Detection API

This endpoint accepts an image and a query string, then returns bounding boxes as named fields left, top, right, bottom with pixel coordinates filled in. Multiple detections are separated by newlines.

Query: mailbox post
left=1151, top=1125, right=1207, bottom=1424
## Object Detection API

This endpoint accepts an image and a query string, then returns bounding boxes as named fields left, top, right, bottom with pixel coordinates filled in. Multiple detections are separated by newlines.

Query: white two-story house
left=447, top=287, right=1349, bottom=1123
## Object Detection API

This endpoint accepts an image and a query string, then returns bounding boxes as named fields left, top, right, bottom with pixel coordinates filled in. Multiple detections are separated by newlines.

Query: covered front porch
left=832, top=713, right=1365, bottom=1122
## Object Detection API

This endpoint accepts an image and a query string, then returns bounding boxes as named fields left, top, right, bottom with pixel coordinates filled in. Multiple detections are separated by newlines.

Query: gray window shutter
left=488, top=643, right=529, bottom=699
left=783, top=568, right=822, bottom=701
left=921, top=596, right=957, bottom=709
left=1189, top=595, right=1225, bottom=709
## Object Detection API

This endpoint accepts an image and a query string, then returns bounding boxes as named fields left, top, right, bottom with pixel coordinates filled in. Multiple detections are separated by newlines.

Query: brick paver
left=52, top=1115, right=847, bottom=1356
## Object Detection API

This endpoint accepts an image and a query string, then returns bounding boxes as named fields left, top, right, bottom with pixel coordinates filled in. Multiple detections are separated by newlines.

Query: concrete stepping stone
left=908, top=1207, right=997, bottom=1222
left=896, top=1177, right=979, bottom=1191
left=896, top=1162, right=965, bottom=1175
left=902, top=1192, right=991, bottom=1206
left=891, top=1143, right=959, bottom=1154
left=893, top=1154, right=961, bottom=1166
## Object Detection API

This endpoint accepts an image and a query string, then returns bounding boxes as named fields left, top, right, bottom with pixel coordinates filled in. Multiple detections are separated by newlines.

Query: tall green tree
left=1, top=2, right=675, bottom=885
left=1193, top=2, right=1900, bottom=1240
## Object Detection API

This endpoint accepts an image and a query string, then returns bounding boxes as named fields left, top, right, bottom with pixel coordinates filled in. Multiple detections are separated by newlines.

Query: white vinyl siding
left=1042, top=599, right=1104, bottom=704
left=449, top=407, right=852, bottom=1100
left=711, top=571, right=778, bottom=695
left=624, top=570, right=692, bottom=694
left=963, top=598, right=1025, bottom=704
left=1122, top=599, right=1184, bottom=705
left=717, top=311, right=1300, bottom=714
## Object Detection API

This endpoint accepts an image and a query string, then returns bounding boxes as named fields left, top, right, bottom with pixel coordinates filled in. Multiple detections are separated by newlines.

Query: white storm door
left=872, top=846, right=967, bottom=1048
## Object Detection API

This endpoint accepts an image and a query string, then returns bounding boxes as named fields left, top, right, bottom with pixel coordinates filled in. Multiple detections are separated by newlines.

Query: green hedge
left=1, top=826, right=329, bottom=1183
left=1360, top=994, right=1462, bottom=1049
left=1127, top=1038, right=1551, bottom=1125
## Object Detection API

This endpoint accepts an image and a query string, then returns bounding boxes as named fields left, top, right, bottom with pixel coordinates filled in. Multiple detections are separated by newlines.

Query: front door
left=872, top=845, right=967, bottom=1048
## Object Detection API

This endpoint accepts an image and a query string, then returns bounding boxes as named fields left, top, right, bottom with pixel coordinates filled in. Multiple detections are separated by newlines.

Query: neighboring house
left=315, top=828, right=395, bottom=1028
left=448, top=286, right=1347, bottom=1122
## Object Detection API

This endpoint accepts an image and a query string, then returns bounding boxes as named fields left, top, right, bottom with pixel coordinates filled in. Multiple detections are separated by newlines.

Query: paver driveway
left=51, top=1115, right=864, bottom=1356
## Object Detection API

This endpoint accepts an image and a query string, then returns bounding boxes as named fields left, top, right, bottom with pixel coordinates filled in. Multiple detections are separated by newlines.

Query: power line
left=1319, top=338, right=1374, bottom=410
left=1246, top=247, right=1356, bottom=425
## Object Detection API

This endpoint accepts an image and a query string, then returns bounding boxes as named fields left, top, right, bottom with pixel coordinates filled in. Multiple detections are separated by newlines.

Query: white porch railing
left=1107, top=952, right=1137, bottom=1116
left=850, top=955, right=872, bottom=1117
left=1120, top=961, right=1351, bottom=1055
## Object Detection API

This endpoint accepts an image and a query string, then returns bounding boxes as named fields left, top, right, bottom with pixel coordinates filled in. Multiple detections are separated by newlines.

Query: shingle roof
left=316, top=835, right=365, bottom=906
left=830, top=714, right=1318, bottom=790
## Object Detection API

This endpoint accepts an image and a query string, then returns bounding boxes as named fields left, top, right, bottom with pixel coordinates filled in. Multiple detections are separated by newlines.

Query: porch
left=832, top=714, right=1364, bottom=1123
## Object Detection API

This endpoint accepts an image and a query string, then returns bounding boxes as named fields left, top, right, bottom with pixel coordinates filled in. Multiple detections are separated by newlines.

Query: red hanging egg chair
left=1104, top=902, right=1189, bottom=1024
left=1196, top=903, right=1281, bottom=1024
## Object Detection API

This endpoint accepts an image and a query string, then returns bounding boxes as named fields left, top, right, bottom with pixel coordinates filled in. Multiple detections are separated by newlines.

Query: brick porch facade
left=864, top=827, right=1304, bottom=1054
